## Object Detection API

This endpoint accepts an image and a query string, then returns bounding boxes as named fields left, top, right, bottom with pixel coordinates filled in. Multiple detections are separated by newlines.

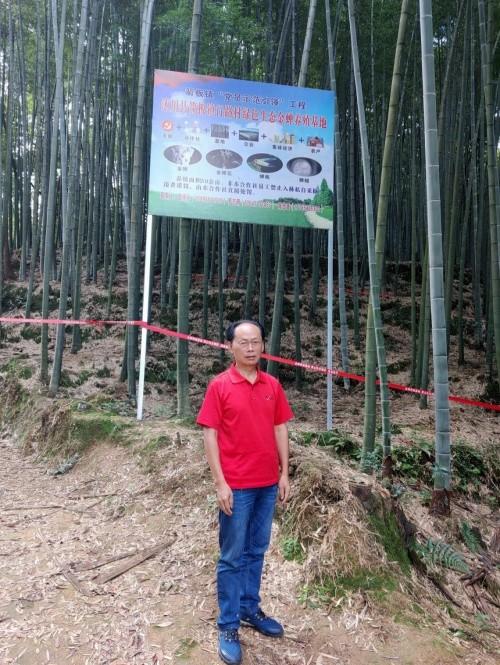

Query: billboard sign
left=149, top=70, right=335, bottom=228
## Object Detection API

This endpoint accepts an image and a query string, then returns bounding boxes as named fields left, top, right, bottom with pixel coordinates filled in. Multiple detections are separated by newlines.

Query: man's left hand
left=278, top=474, right=290, bottom=506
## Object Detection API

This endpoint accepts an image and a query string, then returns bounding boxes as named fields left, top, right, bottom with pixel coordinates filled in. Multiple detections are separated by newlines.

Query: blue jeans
left=217, top=484, right=278, bottom=630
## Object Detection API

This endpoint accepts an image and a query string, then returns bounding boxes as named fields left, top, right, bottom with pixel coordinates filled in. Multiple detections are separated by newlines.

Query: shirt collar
left=228, top=363, right=266, bottom=384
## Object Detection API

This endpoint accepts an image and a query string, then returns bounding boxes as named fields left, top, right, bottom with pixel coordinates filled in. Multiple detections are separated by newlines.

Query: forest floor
left=0, top=261, right=499, bottom=664
left=0, top=421, right=497, bottom=665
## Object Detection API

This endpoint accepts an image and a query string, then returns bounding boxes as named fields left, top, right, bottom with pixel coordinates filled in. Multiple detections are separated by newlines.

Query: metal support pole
left=137, top=214, right=154, bottom=421
left=326, top=225, right=334, bottom=429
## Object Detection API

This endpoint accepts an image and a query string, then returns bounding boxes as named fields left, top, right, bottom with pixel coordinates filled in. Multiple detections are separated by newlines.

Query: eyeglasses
left=235, top=339, right=262, bottom=349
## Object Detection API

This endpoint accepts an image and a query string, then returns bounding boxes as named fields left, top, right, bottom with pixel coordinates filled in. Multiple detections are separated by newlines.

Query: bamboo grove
left=0, top=0, right=499, bottom=515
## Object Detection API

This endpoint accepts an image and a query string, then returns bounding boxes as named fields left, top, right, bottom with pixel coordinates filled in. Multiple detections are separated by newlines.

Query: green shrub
left=0, top=358, right=33, bottom=380
left=452, top=442, right=487, bottom=494
left=21, top=326, right=42, bottom=343
left=75, top=370, right=92, bottom=386
left=59, top=370, right=75, bottom=387
left=280, top=536, right=305, bottom=563
left=297, top=429, right=358, bottom=458
left=145, top=361, right=178, bottom=384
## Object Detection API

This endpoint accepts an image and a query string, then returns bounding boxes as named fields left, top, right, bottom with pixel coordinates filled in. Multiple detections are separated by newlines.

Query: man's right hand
left=216, top=481, right=233, bottom=516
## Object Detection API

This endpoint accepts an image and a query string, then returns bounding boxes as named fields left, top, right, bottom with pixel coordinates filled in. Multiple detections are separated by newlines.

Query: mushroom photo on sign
left=287, top=157, right=322, bottom=177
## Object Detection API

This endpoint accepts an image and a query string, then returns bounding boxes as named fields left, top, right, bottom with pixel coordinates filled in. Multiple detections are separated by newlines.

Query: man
left=197, top=319, right=294, bottom=665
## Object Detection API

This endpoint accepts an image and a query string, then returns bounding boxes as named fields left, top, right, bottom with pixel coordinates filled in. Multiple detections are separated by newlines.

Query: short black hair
left=225, top=319, right=265, bottom=342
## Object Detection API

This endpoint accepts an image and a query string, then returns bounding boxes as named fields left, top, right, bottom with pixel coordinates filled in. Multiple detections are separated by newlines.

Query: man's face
left=229, top=323, right=264, bottom=369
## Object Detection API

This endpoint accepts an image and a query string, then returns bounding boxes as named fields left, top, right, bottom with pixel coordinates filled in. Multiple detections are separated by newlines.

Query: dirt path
left=305, top=211, right=332, bottom=230
left=0, top=428, right=494, bottom=665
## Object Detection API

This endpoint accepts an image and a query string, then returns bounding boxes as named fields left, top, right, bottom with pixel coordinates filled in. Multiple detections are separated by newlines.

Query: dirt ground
left=0, top=420, right=497, bottom=665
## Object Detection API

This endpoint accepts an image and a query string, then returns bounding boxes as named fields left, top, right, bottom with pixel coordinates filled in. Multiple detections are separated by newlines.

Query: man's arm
left=274, top=423, right=290, bottom=505
left=202, top=427, right=233, bottom=516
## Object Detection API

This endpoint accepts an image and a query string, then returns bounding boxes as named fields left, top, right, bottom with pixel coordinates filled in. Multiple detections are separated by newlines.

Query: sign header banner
left=149, top=70, right=335, bottom=228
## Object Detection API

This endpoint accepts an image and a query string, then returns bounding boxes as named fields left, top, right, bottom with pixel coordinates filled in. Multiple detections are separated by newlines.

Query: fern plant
left=459, top=521, right=486, bottom=554
left=414, top=538, right=470, bottom=574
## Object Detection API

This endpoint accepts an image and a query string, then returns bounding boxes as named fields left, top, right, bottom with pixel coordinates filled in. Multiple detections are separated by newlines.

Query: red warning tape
left=1, top=316, right=499, bottom=412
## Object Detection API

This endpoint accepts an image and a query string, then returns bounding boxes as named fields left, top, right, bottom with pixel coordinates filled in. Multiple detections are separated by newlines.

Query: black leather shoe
left=241, top=609, right=284, bottom=637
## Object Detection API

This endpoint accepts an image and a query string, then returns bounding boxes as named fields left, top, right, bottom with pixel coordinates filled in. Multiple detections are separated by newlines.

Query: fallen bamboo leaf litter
left=1, top=421, right=499, bottom=664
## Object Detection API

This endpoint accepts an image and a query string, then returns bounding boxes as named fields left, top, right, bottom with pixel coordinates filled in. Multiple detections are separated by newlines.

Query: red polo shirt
left=197, top=365, right=294, bottom=489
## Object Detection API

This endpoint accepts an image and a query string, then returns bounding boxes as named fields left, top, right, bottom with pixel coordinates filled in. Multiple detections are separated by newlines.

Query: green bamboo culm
left=361, top=0, right=410, bottom=473
left=478, top=0, right=500, bottom=384
left=41, top=0, right=67, bottom=385
left=418, top=0, right=452, bottom=515
left=324, top=0, right=350, bottom=389
left=267, top=227, right=286, bottom=377
left=291, top=0, right=319, bottom=388
left=49, top=0, right=89, bottom=395
left=176, top=0, right=204, bottom=417
left=347, top=0, right=392, bottom=472
left=126, top=0, right=156, bottom=400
